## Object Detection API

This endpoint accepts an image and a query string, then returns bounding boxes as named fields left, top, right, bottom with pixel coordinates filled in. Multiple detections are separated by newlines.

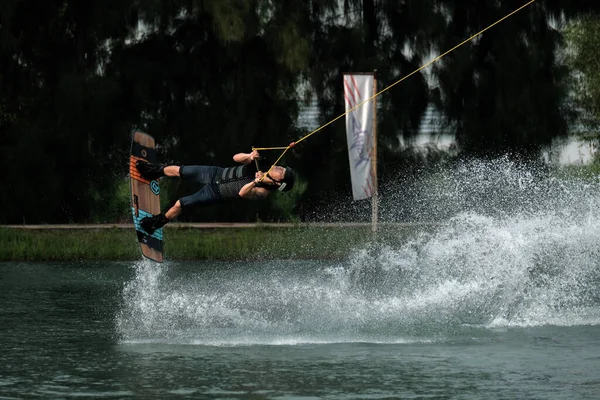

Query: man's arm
left=233, top=150, right=260, bottom=165
left=239, top=179, right=269, bottom=200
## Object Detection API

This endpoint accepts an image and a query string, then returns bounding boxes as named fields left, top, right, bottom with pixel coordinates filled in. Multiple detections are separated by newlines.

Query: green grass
left=0, top=227, right=138, bottom=261
left=0, top=224, right=427, bottom=262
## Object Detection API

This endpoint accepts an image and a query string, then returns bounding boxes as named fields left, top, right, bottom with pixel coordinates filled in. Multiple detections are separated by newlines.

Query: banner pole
left=371, top=71, right=378, bottom=233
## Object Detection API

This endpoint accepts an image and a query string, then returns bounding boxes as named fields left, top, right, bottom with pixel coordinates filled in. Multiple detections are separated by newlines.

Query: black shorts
left=178, top=165, right=223, bottom=208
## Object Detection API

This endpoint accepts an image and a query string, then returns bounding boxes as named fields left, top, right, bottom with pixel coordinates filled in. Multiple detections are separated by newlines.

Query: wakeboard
left=129, top=130, right=164, bottom=263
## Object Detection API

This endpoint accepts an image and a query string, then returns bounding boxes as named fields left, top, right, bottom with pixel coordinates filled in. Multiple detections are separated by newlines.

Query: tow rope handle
left=252, top=144, right=296, bottom=182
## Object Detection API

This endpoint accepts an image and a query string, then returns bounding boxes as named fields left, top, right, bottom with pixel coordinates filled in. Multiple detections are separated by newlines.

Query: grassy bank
left=0, top=224, right=431, bottom=262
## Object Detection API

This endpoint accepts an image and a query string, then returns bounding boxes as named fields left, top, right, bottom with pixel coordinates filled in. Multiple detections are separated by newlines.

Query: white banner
left=343, top=74, right=375, bottom=200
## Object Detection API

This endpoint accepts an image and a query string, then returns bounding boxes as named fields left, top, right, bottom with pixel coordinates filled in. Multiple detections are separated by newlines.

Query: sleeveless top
left=215, top=164, right=277, bottom=199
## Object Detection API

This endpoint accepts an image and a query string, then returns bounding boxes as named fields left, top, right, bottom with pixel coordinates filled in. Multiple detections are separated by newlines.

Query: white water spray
left=117, top=158, right=600, bottom=344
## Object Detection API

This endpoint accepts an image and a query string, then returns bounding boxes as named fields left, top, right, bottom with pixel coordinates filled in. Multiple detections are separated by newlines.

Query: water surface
left=1, top=258, right=599, bottom=399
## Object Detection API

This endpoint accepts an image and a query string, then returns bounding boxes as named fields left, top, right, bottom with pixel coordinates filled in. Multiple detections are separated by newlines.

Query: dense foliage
left=565, top=13, right=600, bottom=133
left=1, top=0, right=598, bottom=223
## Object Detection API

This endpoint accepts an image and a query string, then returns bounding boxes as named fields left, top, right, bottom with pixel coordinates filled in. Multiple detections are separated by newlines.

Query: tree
left=428, top=0, right=566, bottom=157
left=0, top=0, right=138, bottom=223
left=564, top=13, right=600, bottom=133
left=3, top=0, right=600, bottom=223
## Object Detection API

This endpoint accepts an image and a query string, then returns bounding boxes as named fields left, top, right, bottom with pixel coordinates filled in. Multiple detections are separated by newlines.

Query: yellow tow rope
left=255, top=0, right=536, bottom=179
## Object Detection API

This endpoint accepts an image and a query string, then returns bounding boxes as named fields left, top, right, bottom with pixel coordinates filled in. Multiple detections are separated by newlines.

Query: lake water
left=1, top=249, right=599, bottom=399
left=3, top=159, right=600, bottom=399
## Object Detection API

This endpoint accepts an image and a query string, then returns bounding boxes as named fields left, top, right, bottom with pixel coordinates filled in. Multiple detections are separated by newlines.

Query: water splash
left=349, top=211, right=600, bottom=329
left=117, top=158, right=600, bottom=344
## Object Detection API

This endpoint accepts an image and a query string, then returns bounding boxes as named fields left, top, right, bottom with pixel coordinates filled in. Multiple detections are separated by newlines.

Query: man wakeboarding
left=135, top=150, right=296, bottom=234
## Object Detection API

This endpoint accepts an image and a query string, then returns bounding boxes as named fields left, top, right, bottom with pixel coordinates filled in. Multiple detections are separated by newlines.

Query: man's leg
left=164, top=165, right=181, bottom=178
left=165, top=200, right=182, bottom=220
left=140, top=186, right=220, bottom=235
left=136, top=166, right=178, bottom=234
left=139, top=165, right=221, bottom=234
left=178, top=185, right=221, bottom=210
left=137, top=163, right=221, bottom=183
left=141, top=199, right=181, bottom=234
